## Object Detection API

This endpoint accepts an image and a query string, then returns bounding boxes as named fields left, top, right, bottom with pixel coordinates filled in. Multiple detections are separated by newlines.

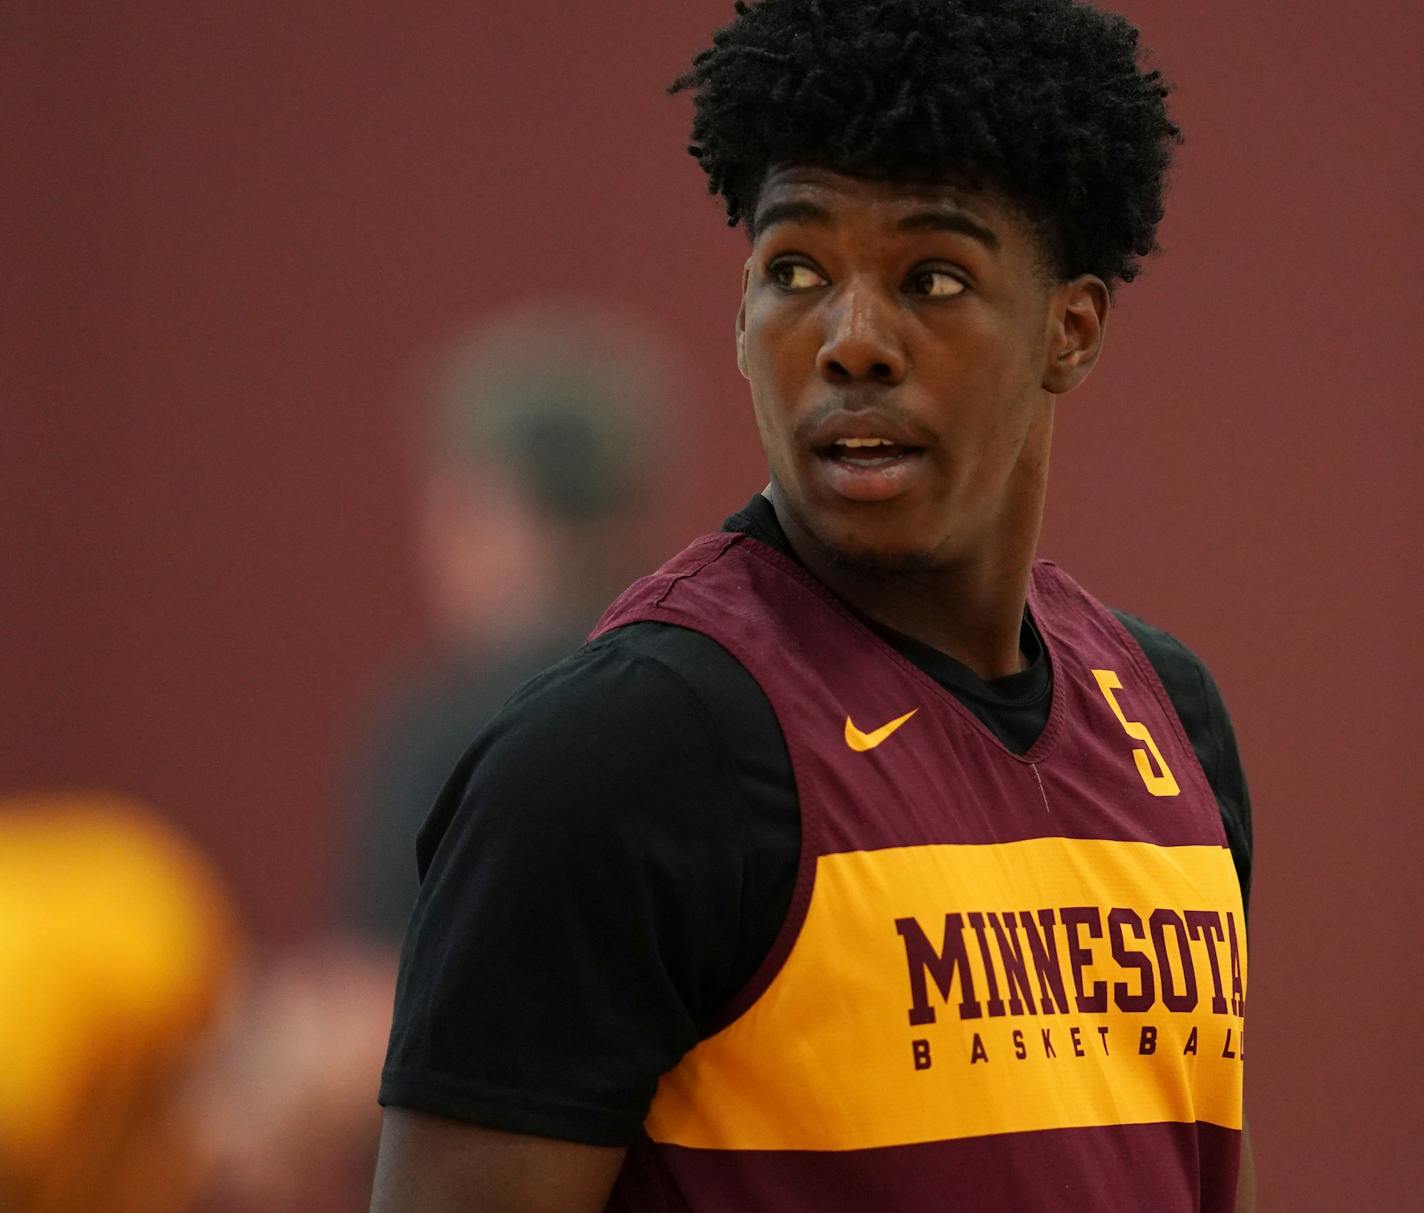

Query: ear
left=1041, top=275, right=1109, bottom=395
left=735, top=258, right=752, bottom=380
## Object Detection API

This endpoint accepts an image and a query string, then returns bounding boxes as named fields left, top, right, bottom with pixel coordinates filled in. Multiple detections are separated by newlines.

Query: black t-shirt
left=380, top=496, right=1254, bottom=1146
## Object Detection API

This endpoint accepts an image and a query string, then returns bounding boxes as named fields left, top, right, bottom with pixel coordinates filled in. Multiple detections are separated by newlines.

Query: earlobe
left=1042, top=275, right=1109, bottom=395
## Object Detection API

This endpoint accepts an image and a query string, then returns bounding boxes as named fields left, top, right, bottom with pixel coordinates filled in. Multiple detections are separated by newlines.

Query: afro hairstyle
left=671, top=0, right=1182, bottom=286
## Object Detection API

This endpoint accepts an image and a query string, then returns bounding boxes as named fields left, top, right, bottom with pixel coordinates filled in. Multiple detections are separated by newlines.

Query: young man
left=370, top=1, right=1255, bottom=1209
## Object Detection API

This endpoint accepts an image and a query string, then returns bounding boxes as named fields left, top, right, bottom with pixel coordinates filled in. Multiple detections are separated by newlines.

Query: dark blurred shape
left=0, top=792, right=239, bottom=1213
left=426, top=309, right=659, bottom=523
left=345, top=301, right=676, bottom=942
left=251, top=303, right=686, bottom=1209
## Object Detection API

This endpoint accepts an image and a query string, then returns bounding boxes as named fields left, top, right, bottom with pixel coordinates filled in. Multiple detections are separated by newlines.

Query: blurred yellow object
left=0, top=792, right=238, bottom=1213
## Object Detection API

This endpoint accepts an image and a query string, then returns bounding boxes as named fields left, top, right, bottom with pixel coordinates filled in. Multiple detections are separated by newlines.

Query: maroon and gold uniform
left=595, top=531, right=1244, bottom=1211
left=381, top=498, right=1252, bottom=1210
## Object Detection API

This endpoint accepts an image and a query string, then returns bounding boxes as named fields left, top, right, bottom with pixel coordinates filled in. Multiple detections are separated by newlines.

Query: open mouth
left=819, top=436, right=924, bottom=467
left=802, top=406, right=933, bottom=502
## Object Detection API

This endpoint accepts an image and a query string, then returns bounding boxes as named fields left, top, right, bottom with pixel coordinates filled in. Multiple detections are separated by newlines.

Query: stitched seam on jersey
left=1100, top=607, right=1221, bottom=817
left=1195, top=657, right=1252, bottom=918
left=1113, top=613, right=1193, bottom=747
left=1113, top=611, right=1252, bottom=911
left=703, top=676, right=822, bottom=1037
left=618, top=640, right=774, bottom=1030
left=620, top=633, right=822, bottom=1040
left=613, top=603, right=823, bottom=1038
left=651, top=532, right=742, bottom=609
left=1112, top=609, right=1215, bottom=781
left=1021, top=572, right=1071, bottom=759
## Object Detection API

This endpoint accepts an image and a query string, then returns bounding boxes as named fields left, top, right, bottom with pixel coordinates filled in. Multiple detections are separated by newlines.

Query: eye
left=906, top=268, right=966, bottom=299
left=768, top=260, right=827, bottom=291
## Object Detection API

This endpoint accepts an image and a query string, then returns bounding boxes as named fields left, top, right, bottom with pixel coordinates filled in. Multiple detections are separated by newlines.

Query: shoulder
left=415, top=621, right=776, bottom=875
left=489, top=620, right=772, bottom=773
left=511, top=620, right=762, bottom=720
left=1108, top=608, right=1254, bottom=911
left=1111, top=610, right=1211, bottom=692
left=1108, top=608, right=1228, bottom=754
left=384, top=621, right=795, bottom=1137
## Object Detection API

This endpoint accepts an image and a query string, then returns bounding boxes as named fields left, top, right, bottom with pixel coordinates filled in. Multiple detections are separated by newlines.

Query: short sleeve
left=378, top=632, right=751, bottom=1145
left=1112, top=609, right=1254, bottom=916
left=1191, top=656, right=1254, bottom=917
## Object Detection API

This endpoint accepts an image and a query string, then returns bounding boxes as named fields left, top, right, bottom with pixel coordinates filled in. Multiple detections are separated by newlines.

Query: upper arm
left=370, top=1107, right=626, bottom=1213
left=379, top=635, right=755, bottom=1145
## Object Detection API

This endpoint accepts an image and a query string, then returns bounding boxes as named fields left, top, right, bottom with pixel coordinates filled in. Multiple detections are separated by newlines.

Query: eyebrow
left=752, top=199, right=833, bottom=234
left=895, top=209, right=1000, bottom=251
left=752, top=199, right=1000, bottom=252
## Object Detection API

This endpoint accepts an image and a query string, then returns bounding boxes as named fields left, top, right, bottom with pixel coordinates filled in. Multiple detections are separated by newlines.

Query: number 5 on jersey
left=1091, top=669, right=1181, bottom=797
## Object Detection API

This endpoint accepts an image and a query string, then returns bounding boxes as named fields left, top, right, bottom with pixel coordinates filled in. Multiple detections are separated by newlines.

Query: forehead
left=752, top=164, right=1038, bottom=258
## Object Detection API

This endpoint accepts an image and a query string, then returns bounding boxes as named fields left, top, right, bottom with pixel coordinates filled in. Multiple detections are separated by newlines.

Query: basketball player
left=370, top=1, right=1255, bottom=1209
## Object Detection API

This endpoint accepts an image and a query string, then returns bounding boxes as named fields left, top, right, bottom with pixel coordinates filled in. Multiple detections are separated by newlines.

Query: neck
left=768, top=425, right=1050, bottom=681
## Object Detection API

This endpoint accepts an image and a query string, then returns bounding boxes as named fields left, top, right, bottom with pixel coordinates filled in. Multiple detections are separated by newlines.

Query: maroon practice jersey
left=593, top=531, right=1245, bottom=1212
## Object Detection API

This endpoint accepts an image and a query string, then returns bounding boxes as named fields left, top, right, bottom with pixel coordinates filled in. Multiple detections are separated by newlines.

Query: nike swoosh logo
left=844, top=709, right=918, bottom=752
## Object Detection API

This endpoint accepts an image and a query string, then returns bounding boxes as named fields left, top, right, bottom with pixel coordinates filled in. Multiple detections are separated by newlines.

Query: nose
left=816, top=280, right=907, bottom=386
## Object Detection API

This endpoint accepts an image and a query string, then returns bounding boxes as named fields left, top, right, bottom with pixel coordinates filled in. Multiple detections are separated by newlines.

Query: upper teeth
left=834, top=437, right=894, bottom=448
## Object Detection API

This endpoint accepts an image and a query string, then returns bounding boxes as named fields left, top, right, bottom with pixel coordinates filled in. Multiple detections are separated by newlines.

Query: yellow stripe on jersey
left=646, top=837, right=1245, bottom=1152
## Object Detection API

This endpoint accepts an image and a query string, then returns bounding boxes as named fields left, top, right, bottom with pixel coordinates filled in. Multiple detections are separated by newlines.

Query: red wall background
left=4, top=1, right=1420, bottom=1206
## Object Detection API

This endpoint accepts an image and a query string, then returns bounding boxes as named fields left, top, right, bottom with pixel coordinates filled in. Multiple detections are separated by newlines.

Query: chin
left=803, top=522, right=939, bottom=580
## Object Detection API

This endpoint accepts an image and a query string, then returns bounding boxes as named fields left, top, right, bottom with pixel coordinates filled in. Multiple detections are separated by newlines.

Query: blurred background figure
left=344, top=300, right=677, bottom=944
left=0, top=792, right=239, bottom=1213
left=175, top=302, right=684, bottom=1212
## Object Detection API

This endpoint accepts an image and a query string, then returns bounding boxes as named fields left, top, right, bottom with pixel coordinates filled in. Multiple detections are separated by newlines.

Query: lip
left=803, top=406, right=933, bottom=453
left=799, top=407, right=934, bottom=504
left=813, top=446, right=927, bottom=502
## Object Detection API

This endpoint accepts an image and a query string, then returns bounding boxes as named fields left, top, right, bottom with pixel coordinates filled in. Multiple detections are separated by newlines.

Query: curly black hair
left=671, top=0, right=1181, bottom=286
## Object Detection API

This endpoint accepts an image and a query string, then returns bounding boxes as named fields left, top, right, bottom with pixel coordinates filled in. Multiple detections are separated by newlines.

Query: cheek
left=921, top=330, right=1044, bottom=487
left=747, top=387, right=801, bottom=485
left=746, top=292, right=819, bottom=373
left=745, top=324, right=809, bottom=425
left=959, top=310, right=1046, bottom=408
